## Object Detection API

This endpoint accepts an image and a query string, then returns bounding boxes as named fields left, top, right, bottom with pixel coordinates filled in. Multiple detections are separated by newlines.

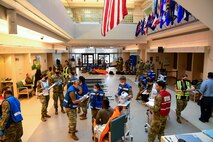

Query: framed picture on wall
left=35, top=56, right=41, bottom=63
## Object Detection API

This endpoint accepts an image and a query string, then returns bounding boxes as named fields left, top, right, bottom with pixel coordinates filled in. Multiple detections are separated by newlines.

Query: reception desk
left=161, top=132, right=213, bottom=142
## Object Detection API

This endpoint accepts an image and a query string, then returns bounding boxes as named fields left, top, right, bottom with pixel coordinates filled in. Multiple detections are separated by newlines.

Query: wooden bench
left=16, top=81, right=34, bottom=99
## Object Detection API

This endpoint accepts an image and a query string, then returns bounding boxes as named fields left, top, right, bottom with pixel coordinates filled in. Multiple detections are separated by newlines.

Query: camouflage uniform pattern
left=176, top=99, right=188, bottom=120
left=143, top=61, right=150, bottom=72
left=125, top=59, right=131, bottom=72
left=175, top=81, right=191, bottom=122
left=91, top=109, right=99, bottom=133
left=148, top=94, right=168, bottom=142
left=138, top=61, right=144, bottom=76
left=79, top=100, right=88, bottom=115
left=0, top=101, right=23, bottom=142
left=120, top=58, right=123, bottom=71
left=135, top=62, right=140, bottom=81
left=51, top=74, right=65, bottom=110
left=37, top=80, right=50, bottom=117
left=66, top=108, right=77, bottom=133
left=116, top=57, right=124, bottom=72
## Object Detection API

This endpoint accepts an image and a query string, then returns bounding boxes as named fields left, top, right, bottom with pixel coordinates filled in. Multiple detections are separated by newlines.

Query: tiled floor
left=20, top=70, right=212, bottom=142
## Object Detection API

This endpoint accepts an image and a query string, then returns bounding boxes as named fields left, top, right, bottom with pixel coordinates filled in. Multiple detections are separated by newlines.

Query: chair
left=94, top=114, right=126, bottom=142
left=16, top=81, right=34, bottom=99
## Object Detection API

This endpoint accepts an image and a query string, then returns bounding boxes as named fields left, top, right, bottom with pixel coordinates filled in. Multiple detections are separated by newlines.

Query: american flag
left=101, top=0, right=128, bottom=36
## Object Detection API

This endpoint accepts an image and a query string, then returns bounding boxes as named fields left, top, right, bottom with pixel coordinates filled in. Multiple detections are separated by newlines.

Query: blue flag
left=135, top=21, right=141, bottom=37
left=160, top=12, right=166, bottom=29
left=177, top=5, right=184, bottom=23
left=140, top=19, right=145, bottom=35
left=160, top=0, right=166, bottom=28
left=165, top=0, right=171, bottom=26
left=165, top=11, right=170, bottom=26
left=170, top=0, right=177, bottom=25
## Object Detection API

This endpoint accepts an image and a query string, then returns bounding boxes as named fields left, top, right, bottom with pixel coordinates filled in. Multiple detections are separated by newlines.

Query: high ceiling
left=61, top=0, right=152, bottom=23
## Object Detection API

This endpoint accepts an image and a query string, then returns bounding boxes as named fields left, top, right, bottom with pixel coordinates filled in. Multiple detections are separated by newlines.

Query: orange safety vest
left=94, top=106, right=121, bottom=142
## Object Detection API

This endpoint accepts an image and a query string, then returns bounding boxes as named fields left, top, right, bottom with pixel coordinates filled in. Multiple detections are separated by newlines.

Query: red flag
left=101, top=0, right=128, bottom=36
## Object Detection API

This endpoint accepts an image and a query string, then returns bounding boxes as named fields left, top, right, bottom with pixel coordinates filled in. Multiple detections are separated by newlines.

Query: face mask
left=93, top=89, right=98, bottom=92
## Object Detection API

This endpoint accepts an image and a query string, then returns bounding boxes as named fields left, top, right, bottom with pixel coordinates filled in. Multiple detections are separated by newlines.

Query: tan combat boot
left=41, top=116, right=47, bottom=122
left=68, top=129, right=78, bottom=133
left=79, top=113, right=84, bottom=117
left=61, top=108, right=65, bottom=113
left=77, top=107, right=81, bottom=113
left=176, top=117, right=182, bottom=123
left=45, top=114, right=51, bottom=118
left=71, top=133, right=79, bottom=141
left=80, top=114, right=87, bottom=120
left=176, top=109, right=182, bottom=124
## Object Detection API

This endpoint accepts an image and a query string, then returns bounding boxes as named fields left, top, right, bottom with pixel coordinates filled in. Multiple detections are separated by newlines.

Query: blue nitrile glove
left=45, top=86, right=49, bottom=89
left=0, top=130, right=4, bottom=137
left=57, top=82, right=62, bottom=86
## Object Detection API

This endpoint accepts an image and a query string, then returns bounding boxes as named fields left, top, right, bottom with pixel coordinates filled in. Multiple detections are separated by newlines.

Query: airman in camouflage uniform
left=174, top=74, right=194, bottom=123
left=143, top=60, right=150, bottom=72
left=0, top=90, right=23, bottom=142
left=51, top=70, right=65, bottom=115
left=125, top=59, right=131, bottom=73
left=139, top=60, right=144, bottom=76
left=147, top=81, right=171, bottom=142
left=116, top=57, right=123, bottom=72
left=37, top=74, right=51, bottom=122
left=135, top=61, right=140, bottom=81
left=120, top=57, right=124, bottom=71
left=63, top=80, right=87, bottom=141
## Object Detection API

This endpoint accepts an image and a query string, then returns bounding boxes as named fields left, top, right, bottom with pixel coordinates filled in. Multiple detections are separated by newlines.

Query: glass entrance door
left=98, top=53, right=110, bottom=67
left=82, top=54, right=94, bottom=67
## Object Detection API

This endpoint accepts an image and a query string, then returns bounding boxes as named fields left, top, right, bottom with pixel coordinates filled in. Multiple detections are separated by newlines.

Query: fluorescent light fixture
left=0, top=19, right=62, bottom=43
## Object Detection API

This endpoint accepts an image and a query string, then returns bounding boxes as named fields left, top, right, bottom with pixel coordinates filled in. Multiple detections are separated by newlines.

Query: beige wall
left=122, top=52, right=130, bottom=70
left=122, top=52, right=130, bottom=61
left=0, top=55, right=5, bottom=81
left=14, top=54, right=27, bottom=82
left=61, top=53, right=69, bottom=66
left=192, top=53, right=204, bottom=80
left=149, top=31, right=209, bottom=49
left=177, top=53, right=187, bottom=79
left=147, top=53, right=175, bottom=72
left=53, top=53, right=62, bottom=65
left=147, top=31, right=213, bottom=81
left=47, top=53, right=53, bottom=69
left=203, top=31, right=213, bottom=80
